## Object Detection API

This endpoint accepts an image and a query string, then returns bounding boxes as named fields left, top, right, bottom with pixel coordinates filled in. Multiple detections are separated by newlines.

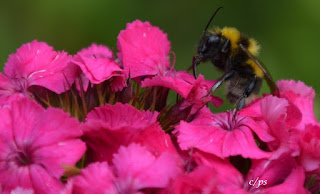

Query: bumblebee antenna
left=203, top=7, right=223, bottom=35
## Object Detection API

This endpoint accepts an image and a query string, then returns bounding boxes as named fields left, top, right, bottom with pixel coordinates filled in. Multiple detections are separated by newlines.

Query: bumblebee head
left=196, top=33, right=225, bottom=61
left=192, top=7, right=223, bottom=78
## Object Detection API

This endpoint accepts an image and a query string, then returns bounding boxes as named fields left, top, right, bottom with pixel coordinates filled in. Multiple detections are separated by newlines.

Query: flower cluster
left=0, top=20, right=319, bottom=194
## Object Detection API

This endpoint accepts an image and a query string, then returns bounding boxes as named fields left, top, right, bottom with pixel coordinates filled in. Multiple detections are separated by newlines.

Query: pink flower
left=0, top=97, right=86, bottom=193
left=72, top=162, right=116, bottom=194
left=3, top=40, right=78, bottom=95
left=244, top=154, right=308, bottom=194
left=163, top=152, right=243, bottom=194
left=277, top=80, right=317, bottom=130
left=258, top=95, right=302, bottom=158
left=176, top=106, right=273, bottom=159
left=117, top=20, right=171, bottom=78
left=239, top=81, right=316, bottom=159
left=83, top=102, right=160, bottom=162
left=173, top=151, right=307, bottom=194
left=163, top=165, right=220, bottom=194
left=299, top=124, right=320, bottom=171
left=72, top=143, right=180, bottom=193
left=73, top=43, right=126, bottom=92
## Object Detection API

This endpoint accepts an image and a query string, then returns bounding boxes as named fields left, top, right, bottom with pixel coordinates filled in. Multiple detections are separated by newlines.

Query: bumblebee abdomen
left=225, top=75, right=262, bottom=105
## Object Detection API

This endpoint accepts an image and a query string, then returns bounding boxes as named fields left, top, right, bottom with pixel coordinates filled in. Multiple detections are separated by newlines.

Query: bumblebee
left=192, top=7, right=278, bottom=111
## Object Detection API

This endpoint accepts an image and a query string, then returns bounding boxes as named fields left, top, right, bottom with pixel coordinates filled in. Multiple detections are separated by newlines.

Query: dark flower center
left=16, top=151, right=31, bottom=166
left=214, top=111, right=245, bottom=131
left=12, top=145, right=34, bottom=166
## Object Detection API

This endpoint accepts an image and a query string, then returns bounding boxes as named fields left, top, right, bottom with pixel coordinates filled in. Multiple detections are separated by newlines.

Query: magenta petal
left=263, top=167, right=307, bottom=194
left=111, top=75, right=127, bottom=92
left=10, top=187, right=34, bottom=194
left=141, top=73, right=193, bottom=98
left=0, top=73, right=16, bottom=98
left=5, top=40, right=78, bottom=94
left=260, top=95, right=289, bottom=124
left=165, top=165, right=219, bottom=193
left=76, top=56, right=124, bottom=83
left=278, top=80, right=315, bottom=99
left=112, top=143, right=180, bottom=190
left=117, top=20, right=171, bottom=78
left=72, top=162, right=117, bottom=194
left=0, top=166, right=32, bottom=193
left=76, top=43, right=113, bottom=59
left=299, top=124, right=320, bottom=171
left=31, top=108, right=83, bottom=147
left=132, top=124, right=179, bottom=158
left=33, top=139, right=86, bottom=178
left=278, top=80, right=317, bottom=129
left=73, top=44, right=126, bottom=86
left=246, top=155, right=307, bottom=193
left=245, top=118, right=275, bottom=142
left=29, top=165, right=64, bottom=194
left=83, top=103, right=159, bottom=162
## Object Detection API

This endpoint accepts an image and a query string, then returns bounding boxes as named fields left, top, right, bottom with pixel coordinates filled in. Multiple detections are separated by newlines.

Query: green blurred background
left=0, top=0, right=319, bottom=116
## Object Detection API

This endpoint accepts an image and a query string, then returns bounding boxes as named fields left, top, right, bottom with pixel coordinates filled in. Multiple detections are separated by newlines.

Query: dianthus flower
left=0, top=97, right=86, bottom=193
left=71, top=143, right=181, bottom=193
left=72, top=43, right=126, bottom=92
left=176, top=106, right=273, bottom=159
left=0, top=40, right=78, bottom=105
left=83, top=102, right=178, bottom=163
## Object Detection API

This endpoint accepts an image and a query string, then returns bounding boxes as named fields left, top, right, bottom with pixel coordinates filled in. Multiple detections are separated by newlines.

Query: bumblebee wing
left=239, top=44, right=279, bottom=96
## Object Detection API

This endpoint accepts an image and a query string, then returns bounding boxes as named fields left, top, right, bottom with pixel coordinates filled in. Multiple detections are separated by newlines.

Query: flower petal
left=5, top=40, right=78, bottom=93
left=72, top=162, right=116, bottom=194
left=112, top=143, right=180, bottom=190
left=117, top=20, right=171, bottom=78
left=83, top=103, right=159, bottom=162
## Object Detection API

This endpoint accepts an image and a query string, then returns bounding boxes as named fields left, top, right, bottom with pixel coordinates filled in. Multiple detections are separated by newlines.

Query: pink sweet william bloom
left=72, top=143, right=180, bottom=193
left=83, top=102, right=162, bottom=162
left=72, top=162, right=117, bottom=194
left=117, top=20, right=171, bottom=78
left=243, top=154, right=308, bottom=194
left=239, top=81, right=315, bottom=160
left=172, top=151, right=307, bottom=194
left=3, top=40, right=78, bottom=95
left=163, top=165, right=220, bottom=194
left=277, top=80, right=318, bottom=130
left=176, top=106, right=274, bottom=159
left=299, top=124, right=320, bottom=171
left=0, top=97, right=86, bottom=193
left=73, top=43, right=126, bottom=92
left=249, top=95, right=302, bottom=159
left=163, top=151, right=243, bottom=194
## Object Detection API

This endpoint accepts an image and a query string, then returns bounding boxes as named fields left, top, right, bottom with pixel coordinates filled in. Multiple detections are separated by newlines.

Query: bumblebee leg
left=210, top=70, right=235, bottom=93
left=233, top=75, right=257, bottom=119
